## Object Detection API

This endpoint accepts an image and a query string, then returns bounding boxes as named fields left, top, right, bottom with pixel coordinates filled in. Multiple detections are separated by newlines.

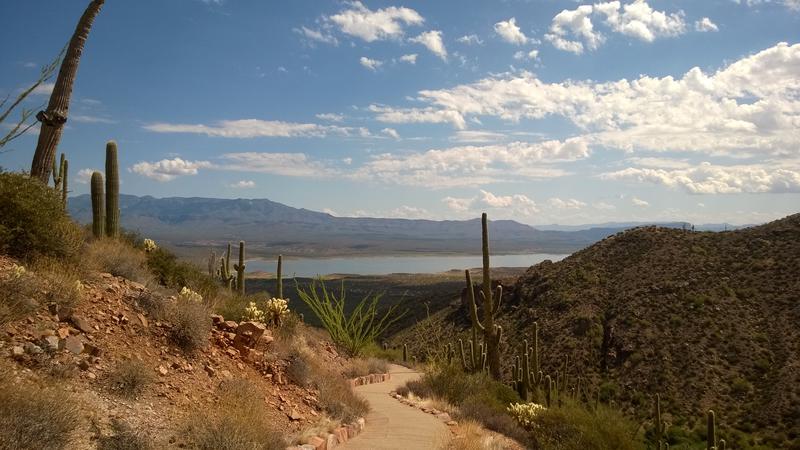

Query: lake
left=246, top=253, right=568, bottom=277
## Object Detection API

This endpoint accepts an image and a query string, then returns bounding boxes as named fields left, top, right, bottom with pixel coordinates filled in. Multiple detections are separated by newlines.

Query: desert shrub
left=85, top=238, right=152, bottom=284
left=0, top=172, right=84, bottom=262
left=318, top=375, right=369, bottom=422
left=145, top=247, right=218, bottom=299
left=286, top=349, right=313, bottom=388
left=168, top=298, right=211, bottom=352
left=183, top=378, right=285, bottom=450
left=528, top=400, right=642, bottom=450
left=361, top=342, right=404, bottom=363
left=296, top=279, right=404, bottom=356
left=133, top=290, right=170, bottom=321
left=459, top=393, right=530, bottom=445
left=0, top=263, right=43, bottom=324
left=275, top=311, right=302, bottom=340
left=343, top=357, right=390, bottom=378
left=0, top=381, right=82, bottom=450
left=32, top=257, right=84, bottom=308
left=97, top=420, right=153, bottom=450
left=215, top=292, right=260, bottom=322
left=109, top=359, right=153, bottom=398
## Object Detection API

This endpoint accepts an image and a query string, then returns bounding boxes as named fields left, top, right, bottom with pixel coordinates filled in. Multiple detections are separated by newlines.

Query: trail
left=341, top=364, right=450, bottom=450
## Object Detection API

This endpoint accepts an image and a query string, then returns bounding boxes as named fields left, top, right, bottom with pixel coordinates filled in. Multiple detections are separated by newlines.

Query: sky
left=0, top=0, right=799, bottom=226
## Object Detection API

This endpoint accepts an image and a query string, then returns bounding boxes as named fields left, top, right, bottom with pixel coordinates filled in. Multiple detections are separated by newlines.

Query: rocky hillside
left=394, top=213, right=800, bottom=448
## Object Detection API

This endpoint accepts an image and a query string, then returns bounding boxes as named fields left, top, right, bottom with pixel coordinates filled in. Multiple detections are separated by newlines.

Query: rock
left=446, top=420, right=458, bottom=426
left=220, top=370, right=233, bottom=379
left=57, top=306, right=73, bottom=322
left=48, top=303, right=59, bottom=316
left=63, top=336, right=84, bottom=355
left=23, top=342, right=43, bottom=355
left=157, top=365, right=168, bottom=376
left=288, top=409, right=304, bottom=421
left=204, top=364, right=216, bottom=377
left=325, top=433, right=337, bottom=449
left=70, top=315, right=93, bottom=334
left=11, top=346, right=25, bottom=359
left=334, top=427, right=348, bottom=444
left=305, top=436, right=325, bottom=450
left=225, top=348, right=238, bottom=358
left=136, top=313, right=148, bottom=328
left=210, top=314, right=224, bottom=326
left=233, top=321, right=266, bottom=350
left=436, top=412, right=452, bottom=422
left=57, top=327, right=70, bottom=339
left=84, top=343, right=103, bottom=357
left=42, top=335, right=61, bottom=351
left=221, top=320, right=238, bottom=332
left=78, top=359, right=91, bottom=371
left=346, top=424, right=357, bottom=439
left=356, top=418, right=365, bottom=431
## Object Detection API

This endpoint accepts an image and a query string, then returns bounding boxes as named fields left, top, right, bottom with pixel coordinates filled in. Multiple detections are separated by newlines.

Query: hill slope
left=67, top=194, right=629, bottom=257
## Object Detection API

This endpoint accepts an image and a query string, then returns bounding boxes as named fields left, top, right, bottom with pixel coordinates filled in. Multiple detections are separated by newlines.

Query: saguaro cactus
left=90, top=171, right=104, bottom=237
left=51, top=152, right=69, bottom=208
left=459, top=326, right=487, bottom=373
left=234, top=241, right=246, bottom=295
left=655, top=394, right=668, bottom=449
left=276, top=254, right=283, bottom=299
left=30, top=0, right=105, bottom=182
left=707, top=410, right=719, bottom=450
left=220, top=243, right=234, bottom=290
left=104, top=141, right=119, bottom=237
left=207, top=249, right=217, bottom=277
left=464, top=213, right=504, bottom=380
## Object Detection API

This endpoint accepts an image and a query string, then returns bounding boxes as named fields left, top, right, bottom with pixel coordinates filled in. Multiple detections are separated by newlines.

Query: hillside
left=68, top=194, right=628, bottom=257
left=395, top=213, right=800, bottom=448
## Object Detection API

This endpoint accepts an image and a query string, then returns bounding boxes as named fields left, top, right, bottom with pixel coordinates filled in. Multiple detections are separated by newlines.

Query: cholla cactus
left=265, top=297, right=289, bottom=327
left=242, top=301, right=265, bottom=323
left=507, top=402, right=547, bottom=429
left=178, top=287, right=202, bottom=303
left=10, top=263, right=27, bottom=279
left=143, top=238, right=158, bottom=253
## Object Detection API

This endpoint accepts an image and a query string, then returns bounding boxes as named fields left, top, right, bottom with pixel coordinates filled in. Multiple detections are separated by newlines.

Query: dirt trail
left=342, top=364, right=450, bottom=450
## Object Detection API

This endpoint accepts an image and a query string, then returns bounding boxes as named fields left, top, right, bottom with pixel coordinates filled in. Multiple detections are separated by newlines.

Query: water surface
left=247, top=253, right=568, bottom=277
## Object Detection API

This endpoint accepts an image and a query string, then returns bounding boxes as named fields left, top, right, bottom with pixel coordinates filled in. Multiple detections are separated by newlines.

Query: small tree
left=296, top=279, right=405, bottom=357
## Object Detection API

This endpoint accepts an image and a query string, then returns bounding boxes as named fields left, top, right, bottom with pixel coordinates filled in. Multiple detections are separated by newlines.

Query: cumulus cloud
left=631, top=196, right=650, bottom=207
left=494, top=18, right=530, bottom=45
left=399, top=53, right=418, bottom=64
left=351, top=138, right=588, bottom=187
left=513, top=49, right=539, bottom=61
left=410, top=30, right=447, bottom=61
left=228, top=180, right=256, bottom=188
left=75, top=168, right=100, bottom=184
left=130, top=158, right=212, bottom=181
left=144, top=119, right=363, bottom=138
left=732, top=0, right=800, bottom=11
left=457, top=34, right=483, bottom=45
left=545, top=1, right=687, bottom=53
left=368, top=42, right=800, bottom=158
left=315, top=113, right=344, bottom=122
left=328, top=1, right=424, bottom=42
left=443, top=190, right=539, bottom=217
left=549, top=198, right=587, bottom=209
left=602, top=163, right=800, bottom=194
left=695, top=17, right=719, bottom=32
left=293, top=26, right=338, bottom=45
left=381, top=127, right=400, bottom=139
left=360, top=56, right=383, bottom=70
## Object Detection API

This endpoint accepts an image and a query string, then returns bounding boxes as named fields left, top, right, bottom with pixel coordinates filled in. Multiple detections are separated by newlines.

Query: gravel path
left=341, top=364, right=450, bottom=450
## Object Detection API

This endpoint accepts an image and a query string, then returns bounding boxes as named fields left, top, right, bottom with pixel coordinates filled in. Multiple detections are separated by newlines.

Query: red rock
left=222, top=320, right=238, bottom=332
left=306, top=436, right=326, bottom=450
left=57, top=306, right=73, bottom=322
left=63, top=336, right=84, bottom=354
left=136, top=313, right=148, bottom=328
left=334, top=427, right=348, bottom=443
left=57, top=327, right=70, bottom=339
left=210, top=314, right=224, bottom=326
left=70, top=315, right=93, bottom=333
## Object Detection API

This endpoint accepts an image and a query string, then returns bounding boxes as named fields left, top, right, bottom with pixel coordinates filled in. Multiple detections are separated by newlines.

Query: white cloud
left=220, top=152, right=336, bottom=177
left=327, top=1, right=424, bottom=42
left=602, top=163, right=800, bottom=194
left=548, top=198, right=587, bottom=209
left=360, top=56, right=383, bottom=71
left=294, top=26, right=338, bottom=45
left=381, top=127, right=400, bottom=139
left=494, top=18, right=529, bottom=45
left=443, top=190, right=539, bottom=217
left=695, top=17, right=719, bottom=32
left=315, top=113, right=344, bottom=122
left=442, top=196, right=473, bottom=212
left=514, top=49, right=539, bottom=61
left=399, top=53, right=418, bottom=64
left=450, top=130, right=506, bottom=143
left=72, top=115, right=116, bottom=124
left=30, top=82, right=55, bottom=96
left=228, top=180, right=256, bottom=188
left=457, top=34, right=483, bottom=45
left=75, top=168, right=100, bottom=184
left=143, top=118, right=363, bottom=138
left=545, top=5, right=602, bottom=54
left=130, top=158, right=212, bottom=181
left=631, top=196, right=650, bottom=207
left=410, top=30, right=447, bottom=61
left=368, top=42, right=800, bottom=158
left=385, top=205, right=431, bottom=219
left=351, top=138, right=588, bottom=187
left=732, top=0, right=800, bottom=11
left=593, top=201, right=616, bottom=210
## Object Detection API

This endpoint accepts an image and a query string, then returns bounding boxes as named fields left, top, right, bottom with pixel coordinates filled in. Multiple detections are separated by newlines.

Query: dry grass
left=443, top=419, right=508, bottom=450
left=288, top=417, right=340, bottom=445
left=317, top=374, right=369, bottom=423
left=0, top=268, right=42, bottom=325
left=183, top=378, right=285, bottom=450
left=0, top=380, right=83, bottom=450
left=108, top=359, right=153, bottom=398
left=96, top=420, right=153, bottom=450
left=85, top=238, right=152, bottom=285
left=342, top=357, right=389, bottom=378
left=31, top=257, right=84, bottom=309
left=168, top=298, right=211, bottom=352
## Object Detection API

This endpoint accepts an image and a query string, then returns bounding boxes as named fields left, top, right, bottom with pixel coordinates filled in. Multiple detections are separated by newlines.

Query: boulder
left=63, top=336, right=84, bottom=355
left=70, top=315, right=93, bottom=334
left=325, top=433, right=337, bottom=449
left=305, top=436, right=325, bottom=450
left=11, top=346, right=25, bottom=359
left=221, top=320, right=239, bottom=332
left=42, top=335, right=61, bottom=351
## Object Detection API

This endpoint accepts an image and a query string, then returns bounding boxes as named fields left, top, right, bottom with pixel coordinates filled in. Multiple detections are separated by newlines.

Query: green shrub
left=183, top=379, right=285, bottom=450
left=145, top=247, right=218, bottom=298
left=109, top=359, right=153, bottom=398
left=0, top=380, right=82, bottom=450
left=168, top=298, right=211, bottom=352
left=529, top=399, right=643, bottom=450
left=0, top=172, right=84, bottom=262
left=296, top=279, right=404, bottom=357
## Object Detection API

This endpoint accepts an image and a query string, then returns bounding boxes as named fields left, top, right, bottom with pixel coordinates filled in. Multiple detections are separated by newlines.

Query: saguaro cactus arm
left=104, top=141, right=119, bottom=237
left=90, top=171, right=104, bottom=237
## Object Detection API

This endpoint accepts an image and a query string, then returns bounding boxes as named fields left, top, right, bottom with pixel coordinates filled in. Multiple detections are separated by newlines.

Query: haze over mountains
left=69, top=194, right=753, bottom=258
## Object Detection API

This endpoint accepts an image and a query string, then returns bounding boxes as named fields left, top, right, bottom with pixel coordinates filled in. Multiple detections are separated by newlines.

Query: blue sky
left=1, top=0, right=798, bottom=225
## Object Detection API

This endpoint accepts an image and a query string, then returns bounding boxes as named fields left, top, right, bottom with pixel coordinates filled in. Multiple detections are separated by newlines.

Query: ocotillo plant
left=463, top=213, right=504, bottom=380
left=276, top=254, right=283, bottom=299
left=90, top=171, right=104, bottom=237
left=220, top=243, right=234, bottom=290
left=104, top=141, right=119, bottom=237
left=234, top=241, right=246, bottom=295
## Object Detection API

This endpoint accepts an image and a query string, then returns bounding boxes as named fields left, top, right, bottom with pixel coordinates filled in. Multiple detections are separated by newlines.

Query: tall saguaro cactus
left=51, top=153, right=69, bottom=209
left=220, top=243, right=234, bottom=290
left=104, top=141, right=119, bottom=237
left=276, top=254, right=283, bottom=299
left=90, top=171, right=104, bottom=237
left=464, top=213, right=504, bottom=380
left=30, top=0, right=105, bottom=182
left=234, top=241, right=246, bottom=295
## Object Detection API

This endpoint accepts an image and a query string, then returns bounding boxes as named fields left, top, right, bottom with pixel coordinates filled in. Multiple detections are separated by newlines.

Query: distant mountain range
left=67, top=194, right=752, bottom=258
